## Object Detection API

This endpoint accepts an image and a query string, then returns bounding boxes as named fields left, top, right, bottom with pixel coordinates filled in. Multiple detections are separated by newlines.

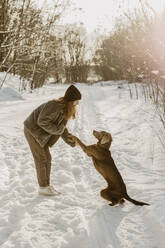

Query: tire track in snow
left=71, top=85, right=110, bottom=199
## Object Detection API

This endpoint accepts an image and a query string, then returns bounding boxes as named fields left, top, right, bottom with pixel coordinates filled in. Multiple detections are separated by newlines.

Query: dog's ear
left=100, top=134, right=110, bottom=144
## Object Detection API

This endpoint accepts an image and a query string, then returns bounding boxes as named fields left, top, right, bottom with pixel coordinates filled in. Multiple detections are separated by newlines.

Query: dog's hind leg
left=100, top=188, right=119, bottom=206
left=119, top=199, right=125, bottom=204
left=100, top=187, right=125, bottom=206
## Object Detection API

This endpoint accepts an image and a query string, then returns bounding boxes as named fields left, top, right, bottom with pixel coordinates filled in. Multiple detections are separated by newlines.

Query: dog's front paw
left=72, top=136, right=79, bottom=145
left=72, top=135, right=77, bottom=141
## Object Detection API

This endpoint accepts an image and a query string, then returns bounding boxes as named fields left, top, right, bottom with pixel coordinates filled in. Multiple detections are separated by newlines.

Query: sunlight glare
left=36, top=0, right=165, bottom=33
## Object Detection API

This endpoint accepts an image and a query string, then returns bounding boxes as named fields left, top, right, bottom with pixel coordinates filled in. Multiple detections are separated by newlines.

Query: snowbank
left=0, top=87, right=24, bottom=101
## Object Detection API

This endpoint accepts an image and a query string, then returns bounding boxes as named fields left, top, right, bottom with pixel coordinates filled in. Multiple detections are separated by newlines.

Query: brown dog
left=73, top=130, right=149, bottom=206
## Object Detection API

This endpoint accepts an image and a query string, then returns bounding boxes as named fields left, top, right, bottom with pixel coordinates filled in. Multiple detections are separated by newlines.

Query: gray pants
left=24, top=127, right=52, bottom=187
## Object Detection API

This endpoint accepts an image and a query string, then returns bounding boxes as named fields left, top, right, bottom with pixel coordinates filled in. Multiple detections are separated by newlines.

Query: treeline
left=1, top=1, right=165, bottom=90
left=93, top=2, right=165, bottom=82
left=0, top=0, right=90, bottom=90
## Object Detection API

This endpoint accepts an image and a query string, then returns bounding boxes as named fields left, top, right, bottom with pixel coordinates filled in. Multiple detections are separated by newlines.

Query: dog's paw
left=119, top=199, right=125, bottom=204
left=109, top=200, right=119, bottom=206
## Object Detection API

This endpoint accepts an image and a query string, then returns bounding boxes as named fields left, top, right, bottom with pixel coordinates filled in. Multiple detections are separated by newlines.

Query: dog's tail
left=124, top=193, right=150, bottom=206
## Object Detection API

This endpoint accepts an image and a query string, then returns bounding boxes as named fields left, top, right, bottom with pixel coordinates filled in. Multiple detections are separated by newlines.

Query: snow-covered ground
left=0, top=74, right=165, bottom=248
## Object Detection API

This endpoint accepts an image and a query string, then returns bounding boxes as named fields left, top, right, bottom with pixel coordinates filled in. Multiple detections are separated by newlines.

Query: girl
left=24, top=85, right=81, bottom=196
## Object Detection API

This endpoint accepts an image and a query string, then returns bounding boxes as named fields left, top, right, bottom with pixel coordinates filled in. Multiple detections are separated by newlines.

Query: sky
left=38, top=0, right=165, bottom=33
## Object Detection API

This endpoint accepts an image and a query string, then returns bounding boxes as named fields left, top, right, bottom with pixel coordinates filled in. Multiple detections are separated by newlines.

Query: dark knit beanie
left=64, top=85, right=82, bottom=102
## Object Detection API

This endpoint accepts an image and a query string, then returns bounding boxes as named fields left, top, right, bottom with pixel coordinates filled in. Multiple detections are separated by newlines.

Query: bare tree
left=61, top=25, right=90, bottom=83
left=0, top=0, right=70, bottom=90
left=93, top=3, right=155, bottom=81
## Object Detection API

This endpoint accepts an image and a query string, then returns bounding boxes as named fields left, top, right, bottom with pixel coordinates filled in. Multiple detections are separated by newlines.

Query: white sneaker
left=49, top=186, right=61, bottom=195
left=38, top=186, right=60, bottom=196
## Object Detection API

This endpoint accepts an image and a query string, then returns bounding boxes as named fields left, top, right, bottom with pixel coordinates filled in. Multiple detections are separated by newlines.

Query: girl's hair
left=55, top=97, right=77, bottom=120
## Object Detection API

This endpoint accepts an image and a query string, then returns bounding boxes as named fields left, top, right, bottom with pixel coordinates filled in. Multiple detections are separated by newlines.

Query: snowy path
left=0, top=83, right=165, bottom=248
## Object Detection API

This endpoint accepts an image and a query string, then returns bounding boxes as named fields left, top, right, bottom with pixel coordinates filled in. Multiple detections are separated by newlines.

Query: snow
left=151, top=70, right=159, bottom=75
left=0, top=75, right=165, bottom=248
left=0, top=87, right=24, bottom=101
